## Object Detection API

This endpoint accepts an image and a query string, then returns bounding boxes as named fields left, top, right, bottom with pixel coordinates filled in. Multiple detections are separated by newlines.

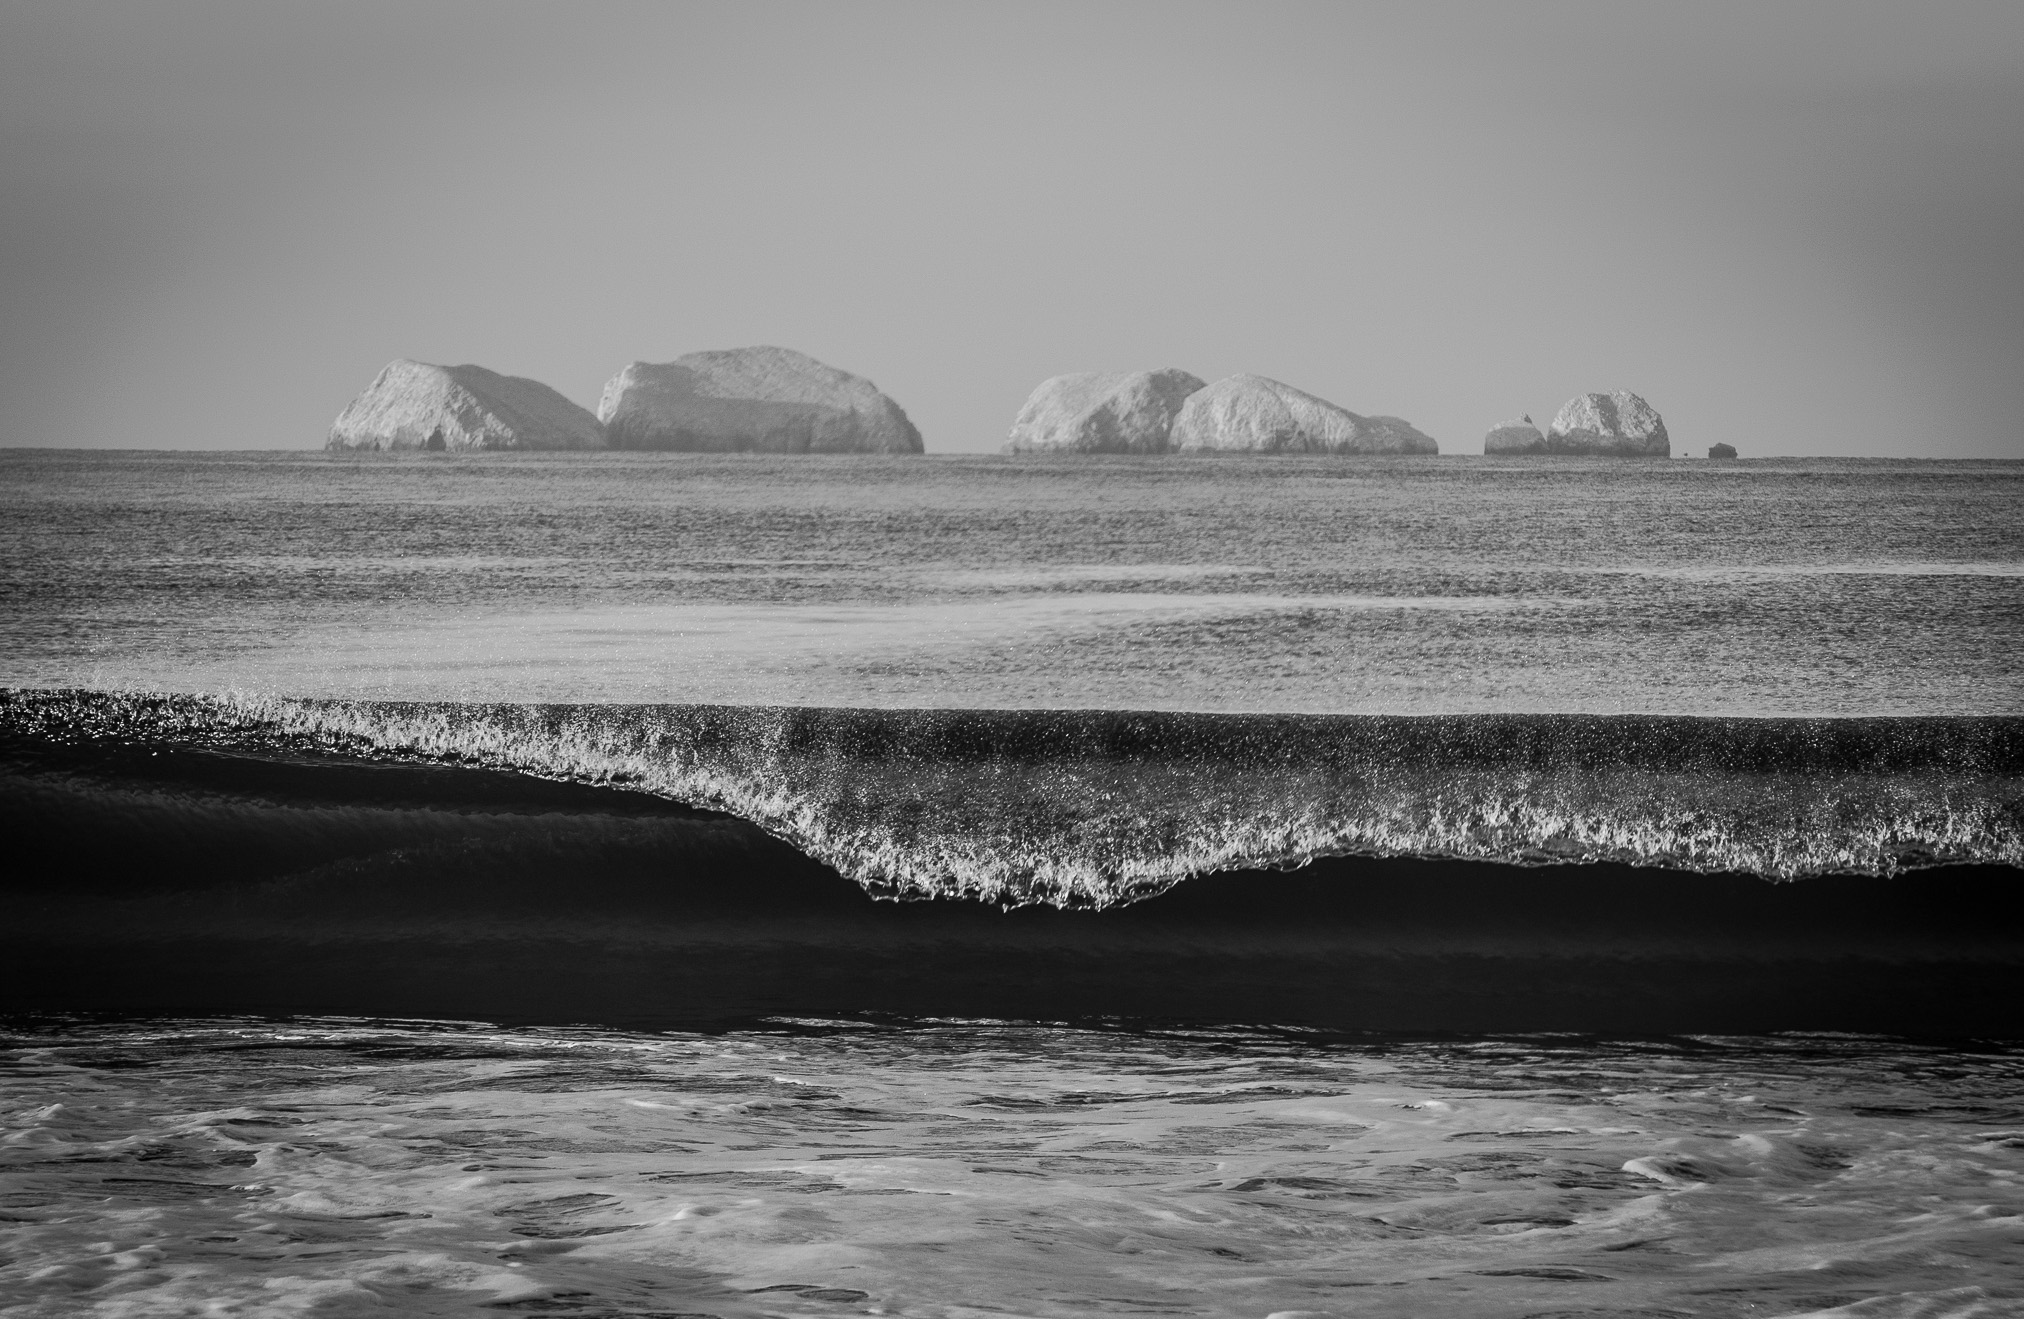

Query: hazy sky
left=2, top=0, right=2020, bottom=456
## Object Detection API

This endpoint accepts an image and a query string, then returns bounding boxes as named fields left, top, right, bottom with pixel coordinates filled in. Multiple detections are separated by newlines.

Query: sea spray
left=5, top=688, right=2020, bottom=907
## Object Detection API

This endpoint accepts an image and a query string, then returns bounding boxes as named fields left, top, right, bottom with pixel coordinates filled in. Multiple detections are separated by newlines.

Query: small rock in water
left=1708, top=442, right=1738, bottom=459
left=1004, top=369, right=1206, bottom=453
left=1484, top=415, right=1547, bottom=454
left=598, top=345, right=923, bottom=453
left=1545, top=391, right=1670, bottom=456
left=327, top=360, right=605, bottom=452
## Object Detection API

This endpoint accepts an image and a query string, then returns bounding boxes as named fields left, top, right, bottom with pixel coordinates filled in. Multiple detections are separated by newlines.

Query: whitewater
left=7, top=690, right=2020, bottom=907
left=5, top=1020, right=2021, bottom=1319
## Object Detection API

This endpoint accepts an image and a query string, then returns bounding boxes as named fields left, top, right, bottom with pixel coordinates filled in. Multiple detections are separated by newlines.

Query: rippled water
left=4, top=1020, right=2021, bottom=1318
left=3, top=451, right=2020, bottom=712
left=5, top=452, right=2021, bottom=1314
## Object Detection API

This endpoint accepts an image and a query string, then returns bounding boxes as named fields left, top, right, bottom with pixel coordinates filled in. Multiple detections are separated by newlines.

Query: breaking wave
left=4, top=687, right=2020, bottom=907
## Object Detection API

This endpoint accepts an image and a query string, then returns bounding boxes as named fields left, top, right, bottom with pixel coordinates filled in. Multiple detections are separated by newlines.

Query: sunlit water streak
left=4, top=451, right=2020, bottom=712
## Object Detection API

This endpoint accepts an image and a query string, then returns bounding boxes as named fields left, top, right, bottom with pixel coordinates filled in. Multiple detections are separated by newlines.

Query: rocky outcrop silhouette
left=1708, top=442, right=1738, bottom=459
left=1545, top=391, right=1670, bottom=456
left=1003, top=370, right=1207, bottom=454
left=1484, top=415, right=1547, bottom=454
left=1169, top=374, right=1437, bottom=454
left=327, top=360, right=605, bottom=452
left=598, top=346, right=922, bottom=453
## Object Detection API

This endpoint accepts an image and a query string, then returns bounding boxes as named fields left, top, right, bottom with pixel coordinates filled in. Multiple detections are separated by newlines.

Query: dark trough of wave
left=2, top=688, right=2020, bottom=1035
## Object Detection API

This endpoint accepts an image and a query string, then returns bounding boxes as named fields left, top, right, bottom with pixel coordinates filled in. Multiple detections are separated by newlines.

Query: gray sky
left=2, top=0, right=2020, bottom=457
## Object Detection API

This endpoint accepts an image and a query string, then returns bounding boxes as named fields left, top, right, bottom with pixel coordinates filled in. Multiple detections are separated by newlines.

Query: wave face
left=6, top=688, right=2019, bottom=907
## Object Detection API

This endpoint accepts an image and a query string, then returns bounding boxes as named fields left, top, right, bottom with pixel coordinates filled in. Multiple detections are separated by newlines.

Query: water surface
left=4, top=1019, right=2019, bottom=1318
left=5, top=451, right=2018, bottom=712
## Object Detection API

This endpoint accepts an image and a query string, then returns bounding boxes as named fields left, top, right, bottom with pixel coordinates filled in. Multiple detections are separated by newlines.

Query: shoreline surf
left=7, top=686, right=2020, bottom=1034
left=7, top=687, right=2020, bottom=895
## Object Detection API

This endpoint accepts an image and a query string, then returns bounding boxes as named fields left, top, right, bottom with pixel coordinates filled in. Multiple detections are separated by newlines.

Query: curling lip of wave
left=4, top=688, right=2020, bottom=908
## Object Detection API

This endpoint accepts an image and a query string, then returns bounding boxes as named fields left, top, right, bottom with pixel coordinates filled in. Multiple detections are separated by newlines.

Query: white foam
left=180, top=695, right=2024, bottom=903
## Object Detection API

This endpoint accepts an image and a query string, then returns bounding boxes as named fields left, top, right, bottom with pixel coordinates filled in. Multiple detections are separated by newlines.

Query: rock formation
left=1168, top=374, right=1438, bottom=454
left=1484, top=414, right=1547, bottom=454
left=326, top=360, right=605, bottom=452
left=1708, top=442, right=1738, bottom=459
left=1544, top=391, right=1670, bottom=456
left=1003, top=370, right=1207, bottom=454
left=598, top=346, right=922, bottom=453
left=1359, top=416, right=1441, bottom=453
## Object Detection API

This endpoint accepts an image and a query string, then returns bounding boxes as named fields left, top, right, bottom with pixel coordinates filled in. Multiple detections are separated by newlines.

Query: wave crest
left=5, top=689, right=2020, bottom=907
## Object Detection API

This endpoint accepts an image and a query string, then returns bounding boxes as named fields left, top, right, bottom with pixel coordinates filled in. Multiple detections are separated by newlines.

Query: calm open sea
left=2, top=451, right=2020, bottom=712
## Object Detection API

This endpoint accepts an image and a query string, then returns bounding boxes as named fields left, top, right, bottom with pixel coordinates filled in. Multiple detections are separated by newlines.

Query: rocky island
left=1482, top=392, right=1669, bottom=456
left=326, top=360, right=606, bottom=452
left=1169, top=374, right=1438, bottom=454
left=598, top=346, right=922, bottom=454
left=1483, top=415, right=1546, bottom=454
left=1004, top=370, right=1206, bottom=454
left=1549, top=391, right=1669, bottom=456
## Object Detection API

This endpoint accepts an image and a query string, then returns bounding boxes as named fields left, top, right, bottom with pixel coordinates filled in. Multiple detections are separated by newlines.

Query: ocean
left=3, top=449, right=2022, bottom=1316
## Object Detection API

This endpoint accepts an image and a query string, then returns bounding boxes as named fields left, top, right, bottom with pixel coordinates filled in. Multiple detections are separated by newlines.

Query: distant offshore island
left=328, top=346, right=922, bottom=456
left=327, top=344, right=1733, bottom=458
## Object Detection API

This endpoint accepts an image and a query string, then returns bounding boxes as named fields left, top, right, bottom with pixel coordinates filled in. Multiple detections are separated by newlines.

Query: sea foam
left=6, top=689, right=2018, bottom=907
